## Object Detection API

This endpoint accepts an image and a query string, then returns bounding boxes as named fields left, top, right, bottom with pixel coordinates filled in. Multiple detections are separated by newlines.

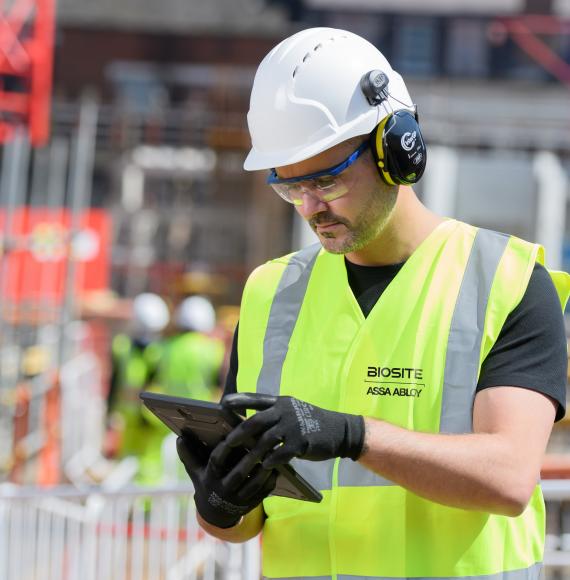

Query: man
left=158, top=295, right=224, bottom=402
left=107, top=292, right=170, bottom=484
left=177, top=28, right=569, bottom=579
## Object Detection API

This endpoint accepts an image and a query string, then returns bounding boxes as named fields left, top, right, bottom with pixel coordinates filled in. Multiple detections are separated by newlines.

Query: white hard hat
left=175, top=296, right=216, bottom=333
left=132, top=293, right=170, bottom=333
left=244, top=27, right=413, bottom=171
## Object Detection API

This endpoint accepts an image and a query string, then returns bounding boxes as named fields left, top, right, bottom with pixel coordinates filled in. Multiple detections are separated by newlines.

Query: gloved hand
left=176, top=431, right=278, bottom=529
left=221, top=393, right=365, bottom=469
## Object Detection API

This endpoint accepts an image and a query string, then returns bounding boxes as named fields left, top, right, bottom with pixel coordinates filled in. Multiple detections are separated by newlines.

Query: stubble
left=310, top=184, right=398, bottom=255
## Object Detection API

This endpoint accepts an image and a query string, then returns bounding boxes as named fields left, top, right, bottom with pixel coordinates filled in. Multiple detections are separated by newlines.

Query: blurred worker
left=107, top=292, right=170, bottom=484
left=158, top=295, right=225, bottom=402
left=176, top=28, right=570, bottom=579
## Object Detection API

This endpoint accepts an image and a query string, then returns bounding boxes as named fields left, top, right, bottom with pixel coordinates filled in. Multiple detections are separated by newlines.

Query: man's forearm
left=197, top=504, right=265, bottom=543
left=358, top=418, right=537, bottom=516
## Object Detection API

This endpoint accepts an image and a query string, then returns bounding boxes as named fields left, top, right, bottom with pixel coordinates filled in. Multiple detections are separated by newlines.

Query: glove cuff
left=199, top=509, right=242, bottom=529
left=342, top=414, right=365, bottom=461
left=195, top=493, right=244, bottom=529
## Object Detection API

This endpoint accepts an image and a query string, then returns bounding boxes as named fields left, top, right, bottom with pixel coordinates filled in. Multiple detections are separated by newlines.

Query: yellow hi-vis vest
left=237, top=220, right=570, bottom=580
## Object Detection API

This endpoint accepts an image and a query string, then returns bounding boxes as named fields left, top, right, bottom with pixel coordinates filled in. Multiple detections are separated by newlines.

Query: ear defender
left=361, top=70, right=427, bottom=186
left=369, top=110, right=427, bottom=186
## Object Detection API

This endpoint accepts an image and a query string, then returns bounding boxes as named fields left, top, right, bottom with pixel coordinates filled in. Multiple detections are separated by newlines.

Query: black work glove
left=221, top=393, right=365, bottom=469
left=176, top=431, right=278, bottom=529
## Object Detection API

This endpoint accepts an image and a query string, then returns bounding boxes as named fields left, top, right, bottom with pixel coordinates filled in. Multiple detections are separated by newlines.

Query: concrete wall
left=56, top=0, right=289, bottom=34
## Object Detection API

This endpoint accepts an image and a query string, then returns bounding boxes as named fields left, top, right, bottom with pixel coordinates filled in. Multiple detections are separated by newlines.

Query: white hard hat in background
left=175, top=296, right=216, bottom=333
left=244, top=27, right=413, bottom=171
left=132, top=293, right=170, bottom=333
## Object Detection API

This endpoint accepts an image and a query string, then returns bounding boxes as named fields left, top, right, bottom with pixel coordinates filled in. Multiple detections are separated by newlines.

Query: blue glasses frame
left=266, top=141, right=370, bottom=185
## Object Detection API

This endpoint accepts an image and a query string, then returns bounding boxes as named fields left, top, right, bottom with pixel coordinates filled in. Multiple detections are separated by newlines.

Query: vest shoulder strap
left=549, top=270, right=570, bottom=311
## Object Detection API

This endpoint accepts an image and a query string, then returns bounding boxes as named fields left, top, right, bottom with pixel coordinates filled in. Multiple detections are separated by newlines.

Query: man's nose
left=296, top=192, right=328, bottom=218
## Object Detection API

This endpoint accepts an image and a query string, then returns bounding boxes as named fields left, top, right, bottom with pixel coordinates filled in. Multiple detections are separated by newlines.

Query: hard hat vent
left=290, top=33, right=349, bottom=80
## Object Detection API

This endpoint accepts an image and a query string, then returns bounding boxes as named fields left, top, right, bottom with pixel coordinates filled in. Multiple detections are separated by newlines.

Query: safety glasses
left=266, top=141, right=369, bottom=206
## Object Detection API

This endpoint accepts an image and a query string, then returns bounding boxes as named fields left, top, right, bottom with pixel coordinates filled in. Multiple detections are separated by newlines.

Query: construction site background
left=1, top=0, right=570, bottom=578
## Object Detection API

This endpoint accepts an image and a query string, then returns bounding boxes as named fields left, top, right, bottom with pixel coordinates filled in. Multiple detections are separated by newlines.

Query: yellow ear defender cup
left=372, top=114, right=397, bottom=186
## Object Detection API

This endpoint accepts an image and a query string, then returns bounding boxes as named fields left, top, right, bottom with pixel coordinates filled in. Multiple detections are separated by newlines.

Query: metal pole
left=58, top=96, right=98, bottom=367
left=0, top=130, right=31, bottom=481
left=20, top=139, right=70, bottom=484
left=49, top=97, right=98, bottom=484
left=421, top=145, right=459, bottom=218
left=533, top=151, right=567, bottom=270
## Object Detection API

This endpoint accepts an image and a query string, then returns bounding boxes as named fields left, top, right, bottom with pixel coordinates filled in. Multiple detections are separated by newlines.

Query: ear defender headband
left=360, top=70, right=427, bottom=186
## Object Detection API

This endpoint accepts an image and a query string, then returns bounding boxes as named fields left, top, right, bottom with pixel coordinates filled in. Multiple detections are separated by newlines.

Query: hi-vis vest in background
left=237, top=219, right=570, bottom=580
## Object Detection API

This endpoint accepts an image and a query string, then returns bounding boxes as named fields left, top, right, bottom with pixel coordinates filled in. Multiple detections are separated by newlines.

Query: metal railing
left=542, top=480, right=570, bottom=573
left=0, top=483, right=261, bottom=580
left=2, top=480, right=570, bottom=578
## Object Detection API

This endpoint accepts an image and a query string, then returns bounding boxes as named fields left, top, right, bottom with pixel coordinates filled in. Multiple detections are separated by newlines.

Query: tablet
left=140, top=391, right=323, bottom=503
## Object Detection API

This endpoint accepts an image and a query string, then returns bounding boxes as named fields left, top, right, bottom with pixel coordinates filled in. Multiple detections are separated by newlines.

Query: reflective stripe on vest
left=439, top=229, right=509, bottom=434
left=265, top=560, right=543, bottom=580
left=257, top=243, right=321, bottom=397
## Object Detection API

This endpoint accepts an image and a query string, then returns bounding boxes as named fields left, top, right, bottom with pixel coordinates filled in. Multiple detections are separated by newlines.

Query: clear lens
left=270, top=175, right=349, bottom=206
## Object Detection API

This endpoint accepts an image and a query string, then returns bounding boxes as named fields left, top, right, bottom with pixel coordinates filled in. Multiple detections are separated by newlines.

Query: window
left=392, top=16, right=439, bottom=77
left=446, top=19, right=489, bottom=77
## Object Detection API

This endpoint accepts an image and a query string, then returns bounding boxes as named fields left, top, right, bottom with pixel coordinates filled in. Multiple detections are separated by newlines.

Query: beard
left=309, top=186, right=398, bottom=255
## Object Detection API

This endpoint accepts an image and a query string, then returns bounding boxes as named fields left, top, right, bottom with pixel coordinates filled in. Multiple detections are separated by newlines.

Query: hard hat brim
left=243, top=112, right=383, bottom=172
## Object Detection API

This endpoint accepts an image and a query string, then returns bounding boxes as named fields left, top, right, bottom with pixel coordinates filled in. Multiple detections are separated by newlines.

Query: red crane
left=0, top=0, right=55, bottom=145
left=492, top=14, right=570, bottom=89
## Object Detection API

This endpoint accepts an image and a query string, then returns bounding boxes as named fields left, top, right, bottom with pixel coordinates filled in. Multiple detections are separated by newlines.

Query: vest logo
left=365, top=366, right=425, bottom=398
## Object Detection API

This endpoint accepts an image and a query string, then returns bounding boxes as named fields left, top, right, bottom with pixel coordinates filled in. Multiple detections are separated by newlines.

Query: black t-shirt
left=224, top=260, right=567, bottom=421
